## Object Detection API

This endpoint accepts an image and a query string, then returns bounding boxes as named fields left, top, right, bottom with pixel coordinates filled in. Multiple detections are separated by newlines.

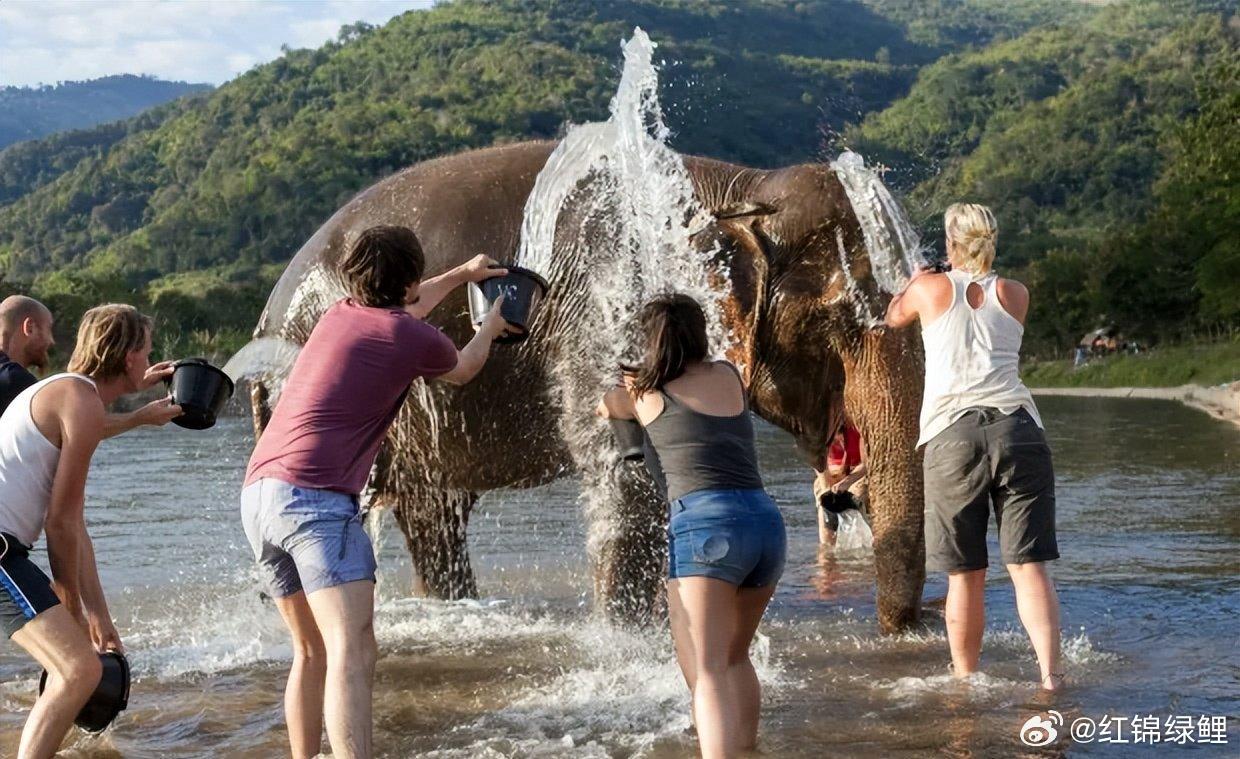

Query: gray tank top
left=643, top=364, right=765, bottom=502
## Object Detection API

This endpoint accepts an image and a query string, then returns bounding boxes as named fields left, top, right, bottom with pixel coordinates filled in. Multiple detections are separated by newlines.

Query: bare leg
left=676, top=576, right=742, bottom=759
left=666, top=579, right=697, bottom=726
left=274, top=592, right=328, bottom=758
left=11, top=606, right=102, bottom=759
left=730, top=585, right=776, bottom=750
left=305, top=580, right=377, bottom=759
left=813, top=473, right=834, bottom=545
left=945, top=569, right=986, bottom=677
left=1007, top=562, right=1063, bottom=690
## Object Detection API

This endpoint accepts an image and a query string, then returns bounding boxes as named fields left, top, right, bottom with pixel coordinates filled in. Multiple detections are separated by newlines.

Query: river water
left=0, top=396, right=1236, bottom=757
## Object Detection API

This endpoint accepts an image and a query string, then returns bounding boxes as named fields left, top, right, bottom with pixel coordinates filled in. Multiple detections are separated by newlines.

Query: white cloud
left=0, top=0, right=437, bottom=87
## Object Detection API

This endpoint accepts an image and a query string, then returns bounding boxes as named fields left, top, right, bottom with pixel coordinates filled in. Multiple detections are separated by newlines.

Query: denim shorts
left=240, top=478, right=377, bottom=598
left=668, top=488, right=787, bottom=588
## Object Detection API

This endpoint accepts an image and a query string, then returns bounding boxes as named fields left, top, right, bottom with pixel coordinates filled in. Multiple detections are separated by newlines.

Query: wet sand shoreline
left=1030, top=383, right=1240, bottom=428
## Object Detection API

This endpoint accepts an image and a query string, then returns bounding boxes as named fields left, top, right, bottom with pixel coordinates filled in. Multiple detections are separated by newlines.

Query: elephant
left=250, top=139, right=926, bottom=633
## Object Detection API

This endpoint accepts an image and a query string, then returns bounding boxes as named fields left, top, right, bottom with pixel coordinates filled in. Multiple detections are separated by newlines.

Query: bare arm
left=101, top=361, right=181, bottom=438
left=436, top=296, right=508, bottom=386
left=884, top=274, right=926, bottom=328
left=102, top=396, right=182, bottom=439
left=996, top=278, right=1031, bottom=325
left=596, top=386, right=637, bottom=420
left=79, top=536, right=122, bottom=652
left=44, top=386, right=104, bottom=625
left=406, top=255, right=508, bottom=320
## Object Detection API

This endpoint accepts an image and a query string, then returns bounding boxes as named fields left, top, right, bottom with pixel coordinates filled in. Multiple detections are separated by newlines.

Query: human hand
left=88, top=614, right=124, bottom=654
left=135, top=396, right=183, bottom=427
left=141, top=360, right=176, bottom=390
left=461, top=255, right=508, bottom=283
left=478, top=295, right=511, bottom=340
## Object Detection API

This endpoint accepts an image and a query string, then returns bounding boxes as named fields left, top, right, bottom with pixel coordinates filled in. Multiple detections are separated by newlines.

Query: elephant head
left=683, top=157, right=927, bottom=632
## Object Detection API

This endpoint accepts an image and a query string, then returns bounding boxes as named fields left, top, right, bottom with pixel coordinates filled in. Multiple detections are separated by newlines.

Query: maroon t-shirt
left=246, top=299, right=458, bottom=494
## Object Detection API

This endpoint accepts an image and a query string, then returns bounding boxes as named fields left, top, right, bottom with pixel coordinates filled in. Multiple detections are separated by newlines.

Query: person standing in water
left=0, top=295, right=181, bottom=431
left=241, top=225, right=510, bottom=759
left=813, top=416, right=868, bottom=544
left=885, top=203, right=1063, bottom=691
left=598, top=294, right=786, bottom=759
left=0, top=305, right=177, bottom=758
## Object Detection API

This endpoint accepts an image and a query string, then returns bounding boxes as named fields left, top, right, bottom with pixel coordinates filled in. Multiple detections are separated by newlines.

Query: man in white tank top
left=0, top=305, right=177, bottom=757
left=885, top=203, right=1064, bottom=692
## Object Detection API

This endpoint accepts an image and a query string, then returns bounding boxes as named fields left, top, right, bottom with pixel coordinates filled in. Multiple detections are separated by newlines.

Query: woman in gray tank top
left=598, top=294, right=786, bottom=759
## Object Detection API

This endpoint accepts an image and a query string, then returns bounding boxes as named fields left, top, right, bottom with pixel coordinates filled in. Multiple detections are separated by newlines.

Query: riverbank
left=1030, top=384, right=1240, bottom=428
left=1022, top=338, right=1239, bottom=388
left=1022, top=339, right=1240, bottom=427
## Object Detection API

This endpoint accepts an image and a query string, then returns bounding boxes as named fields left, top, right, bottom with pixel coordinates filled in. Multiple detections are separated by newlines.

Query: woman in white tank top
left=0, top=304, right=178, bottom=757
left=886, top=203, right=1064, bottom=692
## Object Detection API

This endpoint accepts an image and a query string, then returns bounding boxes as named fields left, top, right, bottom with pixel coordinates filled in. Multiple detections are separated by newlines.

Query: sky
left=0, top=0, right=437, bottom=88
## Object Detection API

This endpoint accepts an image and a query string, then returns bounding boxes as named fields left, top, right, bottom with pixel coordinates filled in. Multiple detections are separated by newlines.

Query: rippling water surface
left=1, top=396, right=1236, bottom=757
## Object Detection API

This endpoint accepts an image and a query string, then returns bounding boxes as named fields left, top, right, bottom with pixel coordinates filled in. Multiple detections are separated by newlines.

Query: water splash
left=517, top=27, right=729, bottom=367
left=219, top=337, right=302, bottom=404
left=225, top=262, right=345, bottom=404
left=830, top=150, right=929, bottom=296
left=514, top=28, right=733, bottom=604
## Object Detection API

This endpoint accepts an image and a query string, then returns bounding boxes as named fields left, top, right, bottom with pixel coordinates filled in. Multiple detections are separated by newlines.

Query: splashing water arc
left=516, top=27, right=729, bottom=368
left=829, top=150, right=929, bottom=296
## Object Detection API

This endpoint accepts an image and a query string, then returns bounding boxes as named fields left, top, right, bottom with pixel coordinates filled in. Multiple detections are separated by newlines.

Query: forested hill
left=0, top=75, right=212, bottom=149
left=1, top=0, right=1233, bottom=360
left=851, top=0, right=1238, bottom=350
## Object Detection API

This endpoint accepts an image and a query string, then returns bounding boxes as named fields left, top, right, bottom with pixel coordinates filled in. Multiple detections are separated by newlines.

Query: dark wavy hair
left=337, top=225, right=426, bottom=308
left=628, top=293, right=709, bottom=397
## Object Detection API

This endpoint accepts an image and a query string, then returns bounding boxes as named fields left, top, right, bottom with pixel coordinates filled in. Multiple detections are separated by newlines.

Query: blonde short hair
left=944, top=203, right=998, bottom=274
left=67, top=304, right=152, bottom=379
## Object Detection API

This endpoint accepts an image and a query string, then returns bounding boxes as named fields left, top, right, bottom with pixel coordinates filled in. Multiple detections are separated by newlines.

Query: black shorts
left=923, top=408, right=1059, bottom=572
left=0, top=533, right=61, bottom=638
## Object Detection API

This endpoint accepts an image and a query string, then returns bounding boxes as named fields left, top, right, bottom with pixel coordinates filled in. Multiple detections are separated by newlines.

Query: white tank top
left=0, top=373, right=98, bottom=546
left=918, top=270, right=1042, bottom=447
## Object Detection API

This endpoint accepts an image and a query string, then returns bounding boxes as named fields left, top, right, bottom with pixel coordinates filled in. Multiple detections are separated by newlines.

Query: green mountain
left=0, top=75, right=212, bottom=149
left=6, top=0, right=1231, bottom=360
left=849, top=0, right=1238, bottom=350
left=0, top=0, right=1088, bottom=357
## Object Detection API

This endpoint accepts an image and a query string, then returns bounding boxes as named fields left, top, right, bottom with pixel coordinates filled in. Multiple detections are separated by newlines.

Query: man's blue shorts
left=668, top=488, right=787, bottom=588
left=240, top=478, right=376, bottom=598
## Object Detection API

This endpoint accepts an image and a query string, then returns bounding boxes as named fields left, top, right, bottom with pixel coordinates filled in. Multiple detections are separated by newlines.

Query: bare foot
left=1040, top=672, right=1067, bottom=692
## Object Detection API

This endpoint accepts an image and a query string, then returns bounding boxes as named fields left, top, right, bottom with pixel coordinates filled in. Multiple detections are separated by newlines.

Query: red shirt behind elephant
left=246, top=299, right=457, bottom=495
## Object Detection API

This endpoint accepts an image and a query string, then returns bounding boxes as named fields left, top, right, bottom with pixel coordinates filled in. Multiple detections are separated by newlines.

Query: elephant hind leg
left=391, top=489, right=478, bottom=600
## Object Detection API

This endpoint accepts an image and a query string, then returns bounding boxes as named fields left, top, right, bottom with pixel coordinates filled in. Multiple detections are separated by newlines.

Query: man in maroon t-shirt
left=241, top=226, right=508, bottom=759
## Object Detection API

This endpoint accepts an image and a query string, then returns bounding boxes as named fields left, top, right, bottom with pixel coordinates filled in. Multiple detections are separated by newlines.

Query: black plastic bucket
left=167, top=358, right=234, bottom=430
left=467, top=265, right=550, bottom=344
left=818, top=490, right=859, bottom=515
left=609, top=418, right=645, bottom=461
left=40, top=651, right=130, bottom=733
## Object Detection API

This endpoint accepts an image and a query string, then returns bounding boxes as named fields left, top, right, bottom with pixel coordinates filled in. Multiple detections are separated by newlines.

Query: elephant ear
left=691, top=218, right=769, bottom=382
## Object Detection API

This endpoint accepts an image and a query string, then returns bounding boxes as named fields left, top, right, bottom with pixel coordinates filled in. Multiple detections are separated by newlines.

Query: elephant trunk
left=584, top=461, right=668, bottom=626
left=844, top=327, right=925, bottom=634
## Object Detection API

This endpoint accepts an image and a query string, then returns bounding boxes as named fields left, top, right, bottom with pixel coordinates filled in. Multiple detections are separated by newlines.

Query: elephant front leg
left=843, top=328, right=926, bottom=634
left=583, top=461, right=668, bottom=624
left=391, top=488, right=478, bottom=600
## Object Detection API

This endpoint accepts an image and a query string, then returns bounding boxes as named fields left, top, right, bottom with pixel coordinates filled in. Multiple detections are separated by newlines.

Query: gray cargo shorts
left=923, top=407, right=1058, bottom=572
left=240, top=478, right=377, bottom=598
